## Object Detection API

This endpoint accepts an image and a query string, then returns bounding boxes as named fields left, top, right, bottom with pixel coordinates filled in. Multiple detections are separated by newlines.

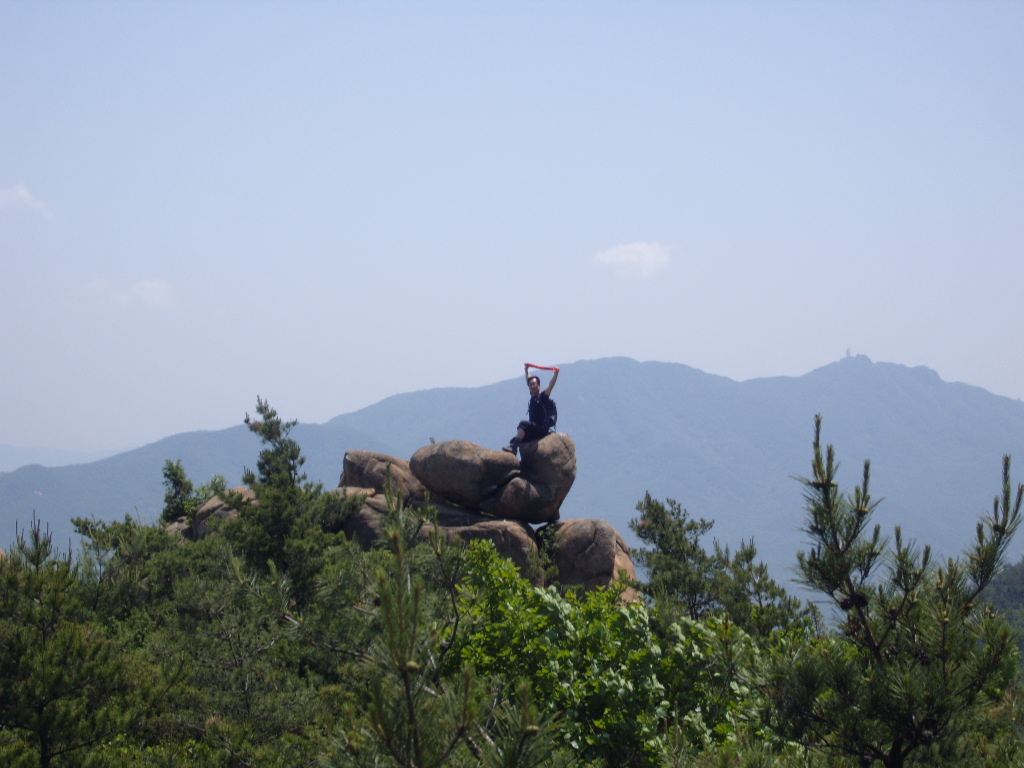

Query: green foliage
left=629, top=493, right=805, bottom=638
left=154, top=560, right=322, bottom=766
left=159, top=459, right=227, bottom=525
left=242, top=396, right=306, bottom=492
left=342, top=501, right=476, bottom=767
left=657, top=615, right=767, bottom=749
left=74, top=513, right=328, bottom=766
left=12, top=402, right=1024, bottom=767
left=0, top=519, right=155, bottom=768
left=985, top=555, right=1024, bottom=662
left=222, top=398, right=352, bottom=605
left=471, top=681, right=572, bottom=768
left=764, top=416, right=1023, bottom=768
left=457, top=540, right=674, bottom=766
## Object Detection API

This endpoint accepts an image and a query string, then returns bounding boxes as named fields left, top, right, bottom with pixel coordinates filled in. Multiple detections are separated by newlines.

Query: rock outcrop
left=476, top=433, right=577, bottom=523
left=547, top=518, right=638, bottom=602
left=329, top=488, right=541, bottom=579
left=341, top=436, right=634, bottom=595
left=340, top=450, right=426, bottom=501
left=409, top=434, right=576, bottom=525
left=164, top=517, right=191, bottom=539
left=192, top=486, right=255, bottom=539
left=409, top=440, right=520, bottom=509
left=172, top=435, right=636, bottom=598
left=425, top=506, right=538, bottom=577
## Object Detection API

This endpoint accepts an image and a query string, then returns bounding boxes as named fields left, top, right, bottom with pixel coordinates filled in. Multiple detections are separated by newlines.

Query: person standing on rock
left=503, top=363, right=559, bottom=456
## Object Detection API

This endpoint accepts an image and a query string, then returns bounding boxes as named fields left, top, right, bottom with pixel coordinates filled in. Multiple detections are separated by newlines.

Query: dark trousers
left=518, top=420, right=551, bottom=442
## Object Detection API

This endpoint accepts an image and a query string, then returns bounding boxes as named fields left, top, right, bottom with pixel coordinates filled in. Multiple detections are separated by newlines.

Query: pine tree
left=0, top=519, right=140, bottom=767
left=335, top=490, right=479, bottom=768
left=159, top=458, right=227, bottom=525
left=629, top=493, right=804, bottom=637
left=766, top=415, right=1023, bottom=768
left=224, top=397, right=344, bottom=604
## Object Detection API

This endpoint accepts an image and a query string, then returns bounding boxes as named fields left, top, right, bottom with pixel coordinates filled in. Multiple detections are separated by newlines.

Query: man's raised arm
left=543, top=367, right=559, bottom=397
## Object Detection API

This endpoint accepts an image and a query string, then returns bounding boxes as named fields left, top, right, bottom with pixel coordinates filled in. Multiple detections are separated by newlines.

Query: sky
left=2, top=1, right=1023, bottom=453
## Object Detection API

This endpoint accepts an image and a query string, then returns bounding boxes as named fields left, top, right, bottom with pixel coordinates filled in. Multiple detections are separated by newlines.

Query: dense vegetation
left=2, top=403, right=1023, bottom=767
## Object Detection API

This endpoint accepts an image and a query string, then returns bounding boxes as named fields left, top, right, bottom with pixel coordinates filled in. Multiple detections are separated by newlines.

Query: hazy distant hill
left=0, top=444, right=121, bottom=473
left=3, top=355, right=1024, bottom=582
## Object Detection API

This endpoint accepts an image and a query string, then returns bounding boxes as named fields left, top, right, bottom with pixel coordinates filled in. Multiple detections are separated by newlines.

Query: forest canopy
left=2, top=404, right=1023, bottom=768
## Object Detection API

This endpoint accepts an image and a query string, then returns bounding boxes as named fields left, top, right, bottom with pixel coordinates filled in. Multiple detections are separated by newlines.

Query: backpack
left=544, top=398, right=558, bottom=430
left=528, top=395, right=558, bottom=431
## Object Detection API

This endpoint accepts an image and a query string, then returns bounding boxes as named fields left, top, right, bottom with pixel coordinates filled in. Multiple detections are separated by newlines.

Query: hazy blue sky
left=2, top=1, right=1023, bottom=453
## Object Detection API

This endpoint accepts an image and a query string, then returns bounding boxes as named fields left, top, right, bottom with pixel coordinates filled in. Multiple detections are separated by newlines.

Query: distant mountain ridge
left=0, top=444, right=122, bottom=473
left=3, top=356, right=1024, bottom=583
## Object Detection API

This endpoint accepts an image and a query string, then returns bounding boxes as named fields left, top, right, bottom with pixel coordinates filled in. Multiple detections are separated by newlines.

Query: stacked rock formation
left=172, top=434, right=637, bottom=598
left=338, top=435, right=636, bottom=596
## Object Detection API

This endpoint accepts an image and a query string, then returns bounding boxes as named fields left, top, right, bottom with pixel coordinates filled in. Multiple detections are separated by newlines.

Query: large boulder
left=409, top=440, right=519, bottom=508
left=426, top=503, right=539, bottom=579
left=164, top=516, right=192, bottom=540
left=338, top=496, right=539, bottom=580
left=548, top=518, right=638, bottom=601
left=340, top=450, right=426, bottom=502
left=338, top=494, right=391, bottom=548
left=192, top=486, right=256, bottom=539
left=478, top=433, right=577, bottom=523
left=430, top=505, right=536, bottom=577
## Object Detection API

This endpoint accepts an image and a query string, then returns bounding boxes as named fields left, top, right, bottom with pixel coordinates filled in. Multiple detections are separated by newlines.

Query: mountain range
left=4, top=355, right=1024, bottom=585
left=0, top=445, right=121, bottom=474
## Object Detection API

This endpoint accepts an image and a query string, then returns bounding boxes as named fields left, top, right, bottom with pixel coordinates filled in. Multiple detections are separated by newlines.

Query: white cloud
left=0, top=183, right=54, bottom=217
left=87, top=279, right=175, bottom=309
left=593, top=242, right=671, bottom=277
